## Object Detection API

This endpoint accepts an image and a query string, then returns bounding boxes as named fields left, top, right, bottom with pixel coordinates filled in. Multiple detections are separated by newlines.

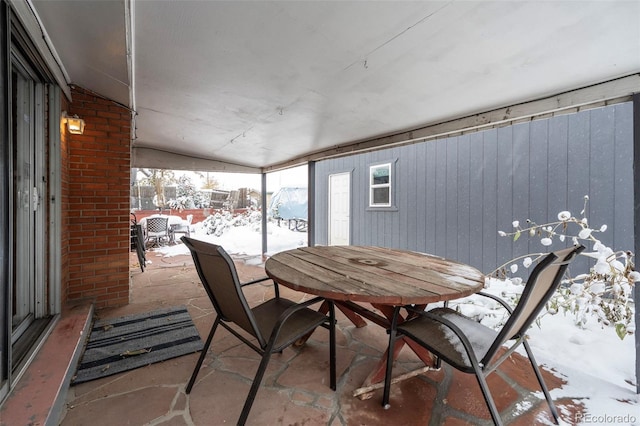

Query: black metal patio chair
left=382, top=245, right=585, bottom=426
left=145, top=216, right=170, bottom=247
left=170, top=214, right=193, bottom=243
left=181, top=236, right=336, bottom=426
left=130, top=213, right=146, bottom=272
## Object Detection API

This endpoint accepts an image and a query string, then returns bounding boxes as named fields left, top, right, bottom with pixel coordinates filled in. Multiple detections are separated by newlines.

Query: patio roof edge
left=131, top=147, right=260, bottom=174
left=263, top=73, right=640, bottom=172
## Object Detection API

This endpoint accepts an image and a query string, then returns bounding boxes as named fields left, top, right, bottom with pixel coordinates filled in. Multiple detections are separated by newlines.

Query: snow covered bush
left=168, top=196, right=192, bottom=211
left=489, top=196, right=637, bottom=340
left=202, top=210, right=235, bottom=237
left=168, top=175, right=210, bottom=210
left=201, top=207, right=262, bottom=237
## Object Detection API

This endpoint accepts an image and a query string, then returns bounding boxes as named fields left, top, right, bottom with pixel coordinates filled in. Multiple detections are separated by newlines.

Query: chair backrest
left=482, top=245, right=585, bottom=364
left=181, top=237, right=264, bottom=345
left=146, top=216, right=169, bottom=234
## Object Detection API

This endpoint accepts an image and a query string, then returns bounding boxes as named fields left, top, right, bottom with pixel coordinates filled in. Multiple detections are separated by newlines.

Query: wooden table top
left=265, top=245, right=485, bottom=306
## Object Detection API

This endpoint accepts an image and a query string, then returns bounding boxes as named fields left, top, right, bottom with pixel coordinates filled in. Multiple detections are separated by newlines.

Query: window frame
left=368, top=162, right=392, bottom=208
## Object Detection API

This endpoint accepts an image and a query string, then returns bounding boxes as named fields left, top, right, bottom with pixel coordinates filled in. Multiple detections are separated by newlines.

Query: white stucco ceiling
left=30, top=0, right=640, bottom=172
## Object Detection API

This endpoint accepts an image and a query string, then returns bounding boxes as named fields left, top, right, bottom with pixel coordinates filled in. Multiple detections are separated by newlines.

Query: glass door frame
left=0, top=1, right=8, bottom=404
left=0, top=4, right=62, bottom=399
left=10, top=49, right=46, bottom=343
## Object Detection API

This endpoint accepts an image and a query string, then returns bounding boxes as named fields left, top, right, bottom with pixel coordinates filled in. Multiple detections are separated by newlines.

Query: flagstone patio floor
left=51, top=249, right=586, bottom=425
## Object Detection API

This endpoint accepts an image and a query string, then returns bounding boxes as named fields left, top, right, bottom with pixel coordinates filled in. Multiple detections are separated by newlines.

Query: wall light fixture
left=61, top=111, right=85, bottom=135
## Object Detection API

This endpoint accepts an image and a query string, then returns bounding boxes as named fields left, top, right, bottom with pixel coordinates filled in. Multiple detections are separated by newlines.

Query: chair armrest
left=400, top=305, right=483, bottom=366
left=240, top=277, right=271, bottom=287
left=266, top=297, right=328, bottom=350
left=241, top=276, right=280, bottom=297
left=476, top=291, right=514, bottom=314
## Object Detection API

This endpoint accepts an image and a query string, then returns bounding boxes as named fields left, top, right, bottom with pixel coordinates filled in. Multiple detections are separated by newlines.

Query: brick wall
left=131, top=208, right=257, bottom=226
left=65, top=86, right=132, bottom=308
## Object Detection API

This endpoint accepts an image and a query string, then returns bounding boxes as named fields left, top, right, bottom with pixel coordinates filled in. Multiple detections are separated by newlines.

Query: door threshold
left=12, top=317, right=55, bottom=377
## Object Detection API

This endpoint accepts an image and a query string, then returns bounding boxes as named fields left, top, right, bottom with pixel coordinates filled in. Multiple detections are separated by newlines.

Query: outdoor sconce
left=61, top=111, right=85, bottom=135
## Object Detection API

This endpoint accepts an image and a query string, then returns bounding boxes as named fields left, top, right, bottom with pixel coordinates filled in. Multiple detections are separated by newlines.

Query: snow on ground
left=153, top=220, right=306, bottom=260
left=530, top=316, right=638, bottom=425
left=454, top=278, right=638, bottom=425
left=152, top=222, right=639, bottom=425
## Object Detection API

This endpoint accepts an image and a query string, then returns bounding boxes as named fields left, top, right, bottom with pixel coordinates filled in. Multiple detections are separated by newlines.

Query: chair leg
left=382, top=327, right=398, bottom=409
left=186, top=316, right=220, bottom=394
left=135, top=237, right=146, bottom=272
left=523, top=339, right=560, bottom=424
left=475, top=370, right=503, bottom=426
left=329, top=301, right=336, bottom=391
left=435, top=301, right=447, bottom=368
left=434, top=355, right=442, bottom=369
left=238, top=351, right=273, bottom=426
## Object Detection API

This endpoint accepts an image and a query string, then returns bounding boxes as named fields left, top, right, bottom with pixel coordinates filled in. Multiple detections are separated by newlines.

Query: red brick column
left=65, top=86, right=132, bottom=308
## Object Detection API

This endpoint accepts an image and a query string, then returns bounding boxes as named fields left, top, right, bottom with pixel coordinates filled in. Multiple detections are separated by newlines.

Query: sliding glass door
left=0, top=3, right=59, bottom=402
left=10, top=52, right=48, bottom=372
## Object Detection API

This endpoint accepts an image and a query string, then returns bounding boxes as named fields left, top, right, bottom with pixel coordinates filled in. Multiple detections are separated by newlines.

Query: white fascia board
left=265, top=73, right=640, bottom=172
left=10, top=0, right=71, bottom=100
left=132, top=147, right=261, bottom=174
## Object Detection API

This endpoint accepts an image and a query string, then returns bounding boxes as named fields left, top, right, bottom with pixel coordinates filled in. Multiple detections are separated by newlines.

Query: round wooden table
left=265, top=245, right=485, bottom=397
left=265, top=245, right=484, bottom=305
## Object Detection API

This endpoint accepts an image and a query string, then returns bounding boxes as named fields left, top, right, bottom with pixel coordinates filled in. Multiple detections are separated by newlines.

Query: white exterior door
left=328, top=173, right=350, bottom=246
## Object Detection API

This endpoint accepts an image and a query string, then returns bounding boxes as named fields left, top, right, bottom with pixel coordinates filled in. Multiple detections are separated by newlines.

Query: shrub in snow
left=490, top=195, right=637, bottom=340
left=168, top=196, right=193, bottom=211
left=168, top=175, right=209, bottom=210
left=201, top=207, right=263, bottom=237
left=202, top=210, right=234, bottom=237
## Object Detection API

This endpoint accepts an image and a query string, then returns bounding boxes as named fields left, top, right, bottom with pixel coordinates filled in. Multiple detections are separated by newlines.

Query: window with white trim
left=369, top=163, right=391, bottom=207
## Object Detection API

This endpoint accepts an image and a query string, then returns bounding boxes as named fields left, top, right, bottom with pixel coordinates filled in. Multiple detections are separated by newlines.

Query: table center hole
left=350, top=258, right=387, bottom=267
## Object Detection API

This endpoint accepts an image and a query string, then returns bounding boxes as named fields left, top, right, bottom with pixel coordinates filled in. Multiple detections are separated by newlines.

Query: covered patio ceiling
left=30, top=0, right=640, bottom=173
